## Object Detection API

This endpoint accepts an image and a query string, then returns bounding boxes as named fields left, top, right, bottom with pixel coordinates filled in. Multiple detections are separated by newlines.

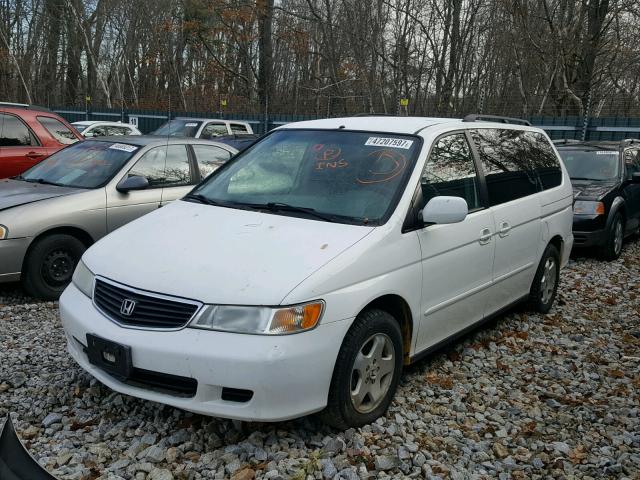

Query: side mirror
left=116, top=175, right=149, bottom=193
left=420, top=196, right=468, bottom=225
left=632, top=172, right=640, bottom=184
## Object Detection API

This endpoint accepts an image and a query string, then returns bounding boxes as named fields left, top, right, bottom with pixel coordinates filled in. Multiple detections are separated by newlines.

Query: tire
left=527, top=244, right=560, bottom=314
left=599, top=213, right=624, bottom=261
left=320, top=309, right=403, bottom=429
left=22, top=234, right=86, bottom=300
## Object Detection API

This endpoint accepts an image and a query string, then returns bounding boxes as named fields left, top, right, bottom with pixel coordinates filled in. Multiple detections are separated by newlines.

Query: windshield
left=20, top=140, right=139, bottom=188
left=189, top=129, right=420, bottom=225
left=558, top=149, right=620, bottom=181
left=152, top=119, right=203, bottom=137
left=73, top=124, right=87, bottom=132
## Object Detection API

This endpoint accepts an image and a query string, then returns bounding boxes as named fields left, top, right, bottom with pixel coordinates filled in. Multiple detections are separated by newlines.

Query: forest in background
left=1, top=0, right=640, bottom=118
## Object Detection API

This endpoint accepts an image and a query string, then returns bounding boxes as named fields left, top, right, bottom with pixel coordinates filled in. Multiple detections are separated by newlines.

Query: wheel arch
left=22, top=226, right=94, bottom=271
left=359, top=294, right=414, bottom=365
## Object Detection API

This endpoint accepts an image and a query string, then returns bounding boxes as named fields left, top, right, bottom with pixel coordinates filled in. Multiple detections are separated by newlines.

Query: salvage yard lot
left=1, top=241, right=639, bottom=480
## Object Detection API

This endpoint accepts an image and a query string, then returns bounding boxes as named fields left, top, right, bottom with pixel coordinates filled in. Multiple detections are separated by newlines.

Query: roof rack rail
left=552, top=138, right=583, bottom=145
left=0, top=102, right=51, bottom=112
left=352, top=113, right=398, bottom=117
left=462, top=114, right=531, bottom=126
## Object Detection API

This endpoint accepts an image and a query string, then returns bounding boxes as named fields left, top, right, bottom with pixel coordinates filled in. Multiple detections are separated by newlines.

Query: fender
left=605, top=197, right=626, bottom=231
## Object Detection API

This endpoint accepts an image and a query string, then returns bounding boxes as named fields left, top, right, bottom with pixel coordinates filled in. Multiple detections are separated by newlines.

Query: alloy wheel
left=540, top=257, right=557, bottom=305
left=350, top=333, right=395, bottom=413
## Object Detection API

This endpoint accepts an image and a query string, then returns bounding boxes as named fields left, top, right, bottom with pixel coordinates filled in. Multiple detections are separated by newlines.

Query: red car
left=0, top=103, right=83, bottom=178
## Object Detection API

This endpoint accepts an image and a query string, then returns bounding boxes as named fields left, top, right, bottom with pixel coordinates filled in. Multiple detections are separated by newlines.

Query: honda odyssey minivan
left=60, top=115, right=574, bottom=428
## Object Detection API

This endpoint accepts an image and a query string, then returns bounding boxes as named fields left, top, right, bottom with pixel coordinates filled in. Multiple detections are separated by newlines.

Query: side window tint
left=625, top=149, right=640, bottom=177
left=192, top=145, right=232, bottom=178
left=471, top=129, right=539, bottom=206
left=128, top=147, right=167, bottom=187
left=37, top=116, right=77, bottom=144
left=230, top=123, right=249, bottom=134
left=163, top=145, right=192, bottom=186
left=525, top=131, right=562, bottom=190
left=200, top=123, right=228, bottom=139
left=0, top=114, right=37, bottom=146
left=422, top=133, right=480, bottom=210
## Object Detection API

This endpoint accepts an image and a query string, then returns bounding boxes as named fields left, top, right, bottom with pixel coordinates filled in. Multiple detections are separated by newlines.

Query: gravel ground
left=1, top=240, right=639, bottom=480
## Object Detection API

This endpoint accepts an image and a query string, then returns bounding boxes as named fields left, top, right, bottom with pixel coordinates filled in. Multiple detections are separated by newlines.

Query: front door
left=106, top=146, right=166, bottom=231
left=623, top=148, right=640, bottom=232
left=415, top=132, right=496, bottom=350
left=159, top=144, right=197, bottom=205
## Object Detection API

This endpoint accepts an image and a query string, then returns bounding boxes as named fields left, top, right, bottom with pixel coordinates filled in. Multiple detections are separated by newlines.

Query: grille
left=94, top=279, right=199, bottom=329
left=125, top=368, right=197, bottom=397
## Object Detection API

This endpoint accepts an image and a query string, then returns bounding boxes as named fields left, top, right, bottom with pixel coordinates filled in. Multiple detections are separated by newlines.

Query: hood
left=0, top=179, right=82, bottom=211
left=571, top=180, right=617, bottom=200
left=84, top=200, right=375, bottom=305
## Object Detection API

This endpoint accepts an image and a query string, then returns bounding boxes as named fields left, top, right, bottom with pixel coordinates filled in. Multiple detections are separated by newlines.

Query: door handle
left=498, top=221, right=511, bottom=237
left=479, top=228, right=492, bottom=245
left=26, top=151, right=45, bottom=158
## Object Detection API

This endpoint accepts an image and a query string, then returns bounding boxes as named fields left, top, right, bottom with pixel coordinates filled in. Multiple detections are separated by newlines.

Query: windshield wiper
left=22, top=178, right=65, bottom=187
left=183, top=193, right=226, bottom=206
left=240, top=202, right=338, bottom=223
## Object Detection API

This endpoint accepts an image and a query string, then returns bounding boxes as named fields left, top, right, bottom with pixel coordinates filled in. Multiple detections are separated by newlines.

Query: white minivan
left=60, top=115, right=574, bottom=428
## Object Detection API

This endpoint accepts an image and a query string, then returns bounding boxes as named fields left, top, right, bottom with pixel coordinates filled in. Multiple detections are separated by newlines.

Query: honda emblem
left=120, top=298, right=136, bottom=316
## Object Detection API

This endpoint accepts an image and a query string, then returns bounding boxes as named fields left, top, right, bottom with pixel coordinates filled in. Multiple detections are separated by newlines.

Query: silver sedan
left=0, top=136, right=237, bottom=299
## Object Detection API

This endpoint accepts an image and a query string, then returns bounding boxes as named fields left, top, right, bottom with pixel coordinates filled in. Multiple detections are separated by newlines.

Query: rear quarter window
left=526, top=132, right=562, bottom=190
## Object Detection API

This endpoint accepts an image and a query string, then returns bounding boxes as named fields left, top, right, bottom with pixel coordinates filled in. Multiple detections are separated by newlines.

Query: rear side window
left=107, top=126, right=130, bottom=136
left=200, top=123, right=228, bottom=139
left=422, top=133, right=481, bottom=210
left=37, top=116, right=78, bottom=144
left=0, top=113, right=38, bottom=146
left=471, top=129, right=539, bottom=206
left=526, top=131, right=562, bottom=190
left=192, top=145, right=232, bottom=178
left=230, top=123, right=249, bottom=134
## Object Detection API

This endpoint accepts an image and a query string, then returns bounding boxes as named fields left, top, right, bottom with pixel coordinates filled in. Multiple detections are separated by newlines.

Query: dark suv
left=555, top=140, right=640, bottom=260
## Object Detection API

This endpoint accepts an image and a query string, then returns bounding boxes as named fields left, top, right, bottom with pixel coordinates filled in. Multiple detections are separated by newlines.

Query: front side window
left=471, top=128, right=539, bottom=206
left=88, top=125, right=109, bottom=137
left=20, top=141, right=138, bottom=188
left=190, top=130, right=420, bottom=225
left=421, top=133, right=481, bottom=210
left=557, top=149, right=620, bottom=181
left=0, top=113, right=38, bottom=146
left=107, top=126, right=129, bottom=136
left=624, top=149, right=640, bottom=178
left=37, top=116, right=78, bottom=144
left=192, top=145, right=232, bottom=178
left=128, top=145, right=191, bottom=188
left=200, top=123, right=228, bottom=139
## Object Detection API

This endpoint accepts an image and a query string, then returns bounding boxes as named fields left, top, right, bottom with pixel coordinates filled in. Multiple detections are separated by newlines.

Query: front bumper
left=572, top=214, right=607, bottom=248
left=0, top=237, right=31, bottom=283
left=59, top=284, right=353, bottom=422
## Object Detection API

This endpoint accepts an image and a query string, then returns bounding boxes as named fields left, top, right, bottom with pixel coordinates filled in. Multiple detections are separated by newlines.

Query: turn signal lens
left=269, top=302, right=324, bottom=334
left=573, top=201, right=605, bottom=215
left=0, top=225, right=7, bottom=240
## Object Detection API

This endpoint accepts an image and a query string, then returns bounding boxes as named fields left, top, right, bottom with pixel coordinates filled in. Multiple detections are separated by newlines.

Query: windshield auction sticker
left=109, top=143, right=138, bottom=153
left=365, top=137, right=414, bottom=149
left=596, top=151, right=618, bottom=155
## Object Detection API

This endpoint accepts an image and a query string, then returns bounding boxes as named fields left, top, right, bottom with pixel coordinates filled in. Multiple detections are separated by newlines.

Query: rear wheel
left=321, top=309, right=403, bottom=429
left=22, top=234, right=86, bottom=300
left=527, top=244, right=560, bottom=314
left=600, top=213, right=624, bottom=261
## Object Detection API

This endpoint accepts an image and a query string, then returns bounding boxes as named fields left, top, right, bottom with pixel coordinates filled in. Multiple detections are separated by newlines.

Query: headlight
left=191, top=301, right=324, bottom=335
left=0, top=225, right=7, bottom=239
left=573, top=200, right=605, bottom=215
left=72, top=260, right=95, bottom=298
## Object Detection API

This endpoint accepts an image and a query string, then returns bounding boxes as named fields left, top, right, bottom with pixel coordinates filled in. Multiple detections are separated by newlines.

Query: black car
left=555, top=139, right=640, bottom=260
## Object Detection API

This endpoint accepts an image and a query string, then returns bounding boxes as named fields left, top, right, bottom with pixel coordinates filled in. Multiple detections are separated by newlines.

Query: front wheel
left=321, top=309, right=403, bottom=429
left=600, top=213, right=624, bottom=261
left=22, top=234, right=86, bottom=300
left=527, top=244, right=560, bottom=314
